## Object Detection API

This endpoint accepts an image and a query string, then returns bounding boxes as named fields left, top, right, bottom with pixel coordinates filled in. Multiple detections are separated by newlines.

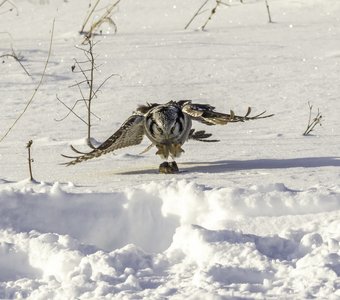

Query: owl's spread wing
left=62, top=114, right=145, bottom=166
left=180, top=100, right=273, bottom=125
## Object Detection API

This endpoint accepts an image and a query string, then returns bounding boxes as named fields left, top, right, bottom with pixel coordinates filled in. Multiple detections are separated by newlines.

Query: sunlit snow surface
left=1, top=0, right=340, bottom=299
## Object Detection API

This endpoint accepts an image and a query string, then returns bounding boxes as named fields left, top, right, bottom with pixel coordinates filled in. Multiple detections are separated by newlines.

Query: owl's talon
left=159, top=161, right=179, bottom=174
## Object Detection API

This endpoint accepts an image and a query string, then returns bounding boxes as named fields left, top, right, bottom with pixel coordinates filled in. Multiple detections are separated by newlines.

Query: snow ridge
left=0, top=180, right=339, bottom=299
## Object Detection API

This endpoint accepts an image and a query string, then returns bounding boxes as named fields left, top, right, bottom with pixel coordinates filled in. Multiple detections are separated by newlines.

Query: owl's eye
left=156, top=126, right=163, bottom=134
left=170, top=123, right=178, bottom=134
left=171, top=117, right=183, bottom=135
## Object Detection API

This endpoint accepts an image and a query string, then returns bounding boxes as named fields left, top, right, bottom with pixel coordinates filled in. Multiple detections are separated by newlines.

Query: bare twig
left=201, top=1, right=218, bottom=31
left=80, top=0, right=101, bottom=34
left=265, top=0, right=273, bottom=23
left=185, top=0, right=229, bottom=31
left=55, top=96, right=88, bottom=125
left=0, top=46, right=31, bottom=76
left=87, top=40, right=95, bottom=142
left=80, top=0, right=121, bottom=40
left=0, top=0, right=8, bottom=8
left=201, top=0, right=229, bottom=31
left=57, top=38, right=118, bottom=149
left=26, top=140, right=34, bottom=181
left=303, top=102, right=322, bottom=136
left=0, top=19, right=55, bottom=143
left=92, top=73, right=120, bottom=98
left=0, top=0, right=19, bottom=15
left=184, top=0, right=209, bottom=30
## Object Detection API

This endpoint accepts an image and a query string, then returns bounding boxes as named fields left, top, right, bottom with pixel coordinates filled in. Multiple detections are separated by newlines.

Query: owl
left=63, top=100, right=273, bottom=173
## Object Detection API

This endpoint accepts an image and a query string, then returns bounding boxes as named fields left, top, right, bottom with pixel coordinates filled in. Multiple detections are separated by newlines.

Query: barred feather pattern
left=62, top=114, right=145, bottom=166
left=62, top=100, right=273, bottom=166
left=181, top=100, right=273, bottom=125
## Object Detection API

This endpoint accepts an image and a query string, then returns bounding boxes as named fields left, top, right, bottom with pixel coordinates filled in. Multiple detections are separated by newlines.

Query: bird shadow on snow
left=181, top=156, right=340, bottom=173
left=118, top=156, right=340, bottom=175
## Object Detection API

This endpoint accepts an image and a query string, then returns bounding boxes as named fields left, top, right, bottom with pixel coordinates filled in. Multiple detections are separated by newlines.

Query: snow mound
left=1, top=180, right=339, bottom=253
left=0, top=180, right=339, bottom=298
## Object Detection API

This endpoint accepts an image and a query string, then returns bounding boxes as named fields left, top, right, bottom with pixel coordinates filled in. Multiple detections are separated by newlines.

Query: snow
left=1, top=0, right=340, bottom=299
left=1, top=181, right=339, bottom=299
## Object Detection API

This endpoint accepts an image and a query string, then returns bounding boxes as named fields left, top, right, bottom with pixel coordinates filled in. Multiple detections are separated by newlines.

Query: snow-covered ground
left=0, top=0, right=340, bottom=299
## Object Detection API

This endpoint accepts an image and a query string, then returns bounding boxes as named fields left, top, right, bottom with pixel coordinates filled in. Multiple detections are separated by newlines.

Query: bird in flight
left=62, top=100, right=273, bottom=173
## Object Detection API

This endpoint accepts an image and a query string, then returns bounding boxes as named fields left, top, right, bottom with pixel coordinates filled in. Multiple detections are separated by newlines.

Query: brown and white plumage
left=62, top=100, right=273, bottom=169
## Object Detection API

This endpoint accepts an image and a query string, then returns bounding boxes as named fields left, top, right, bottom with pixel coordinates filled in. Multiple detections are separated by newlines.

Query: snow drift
left=0, top=180, right=339, bottom=299
left=1, top=0, right=340, bottom=298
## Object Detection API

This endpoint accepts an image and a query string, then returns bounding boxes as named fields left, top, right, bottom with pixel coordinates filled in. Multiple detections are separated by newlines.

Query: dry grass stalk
left=80, top=0, right=121, bottom=41
left=0, top=19, right=55, bottom=143
left=0, top=46, right=31, bottom=76
left=201, top=0, right=229, bottom=31
left=265, top=0, right=273, bottom=23
left=184, top=0, right=209, bottom=30
left=26, top=140, right=34, bottom=181
left=185, top=0, right=229, bottom=31
left=303, top=102, right=322, bottom=136
left=80, top=0, right=101, bottom=34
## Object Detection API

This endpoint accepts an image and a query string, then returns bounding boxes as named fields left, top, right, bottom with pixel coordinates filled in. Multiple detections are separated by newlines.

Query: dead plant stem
left=0, top=19, right=55, bottom=143
left=80, top=0, right=101, bottom=34
left=185, top=0, right=209, bottom=30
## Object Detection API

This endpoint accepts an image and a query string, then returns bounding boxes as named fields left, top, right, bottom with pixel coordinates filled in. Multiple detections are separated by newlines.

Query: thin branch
left=72, top=59, right=90, bottom=65
left=80, top=0, right=101, bottom=34
left=77, top=79, right=91, bottom=112
left=75, top=79, right=89, bottom=109
left=86, top=39, right=95, bottom=142
left=74, top=77, right=102, bottom=121
left=92, top=73, right=120, bottom=97
left=201, top=2, right=218, bottom=31
left=72, top=68, right=97, bottom=73
left=74, top=58, right=90, bottom=82
left=0, top=0, right=18, bottom=15
left=89, top=110, right=101, bottom=121
left=69, top=79, right=90, bottom=88
left=0, top=19, right=55, bottom=143
left=110, top=19, right=118, bottom=34
left=201, top=0, right=224, bottom=31
left=0, top=47, right=31, bottom=76
left=265, top=0, right=273, bottom=23
left=26, top=140, right=34, bottom=181
left=55, top=95, right=88, bottom=125
left=196, top=9, right=209, bottom=17
left=74, top=45, right=90, bottom=53
left=218, top=1, right=230, bottom=7
left=185, top=0, right=209, bottom=30
left=59, top=36, right=116, bottom=153
left=55, top=99, right=86, bottom=122
left=185, top=0, right=229, bottom=30
left=0, top=0, right=8, bottom=8
left=55, top=96, right=101, bottom=123
left=303, top=102, right=322, bottom=136
left=80, top=0, right=121, bottom=41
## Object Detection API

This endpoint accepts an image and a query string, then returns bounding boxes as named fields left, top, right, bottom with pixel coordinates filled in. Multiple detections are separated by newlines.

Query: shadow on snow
left=118, top=156, right=340, bottom=175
